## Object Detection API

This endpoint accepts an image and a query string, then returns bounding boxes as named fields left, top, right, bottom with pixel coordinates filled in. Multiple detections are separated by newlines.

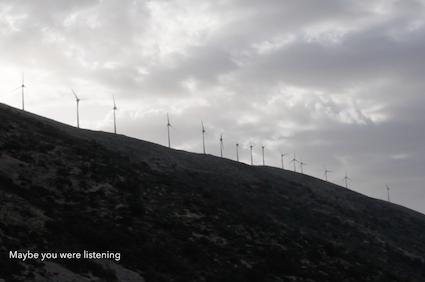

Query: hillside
left=1, top=103, right=425, bottom=282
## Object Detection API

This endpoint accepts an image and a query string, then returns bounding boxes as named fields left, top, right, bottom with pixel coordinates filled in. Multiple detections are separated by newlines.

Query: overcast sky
left=1, top=0, right=425, bottom=214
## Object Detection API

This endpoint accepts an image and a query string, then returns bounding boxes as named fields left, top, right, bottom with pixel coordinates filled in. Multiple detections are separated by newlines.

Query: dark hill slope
left=0, top=103, right=424, bottom=282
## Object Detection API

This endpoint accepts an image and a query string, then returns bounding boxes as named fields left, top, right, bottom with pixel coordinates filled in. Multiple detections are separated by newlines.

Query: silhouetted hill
left=1, top=103, right=424, bottom=282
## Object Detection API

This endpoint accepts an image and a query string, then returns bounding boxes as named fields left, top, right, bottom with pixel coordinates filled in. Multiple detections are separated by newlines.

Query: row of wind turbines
left=10, top=73, right=120, bottom=134
left=167, top=113, right=393, bottom=201
left=9, top=73, right=392, bottom=202
left=166, top=113, right=354, bottom=188
left=72, top=88, right=118, bottom=133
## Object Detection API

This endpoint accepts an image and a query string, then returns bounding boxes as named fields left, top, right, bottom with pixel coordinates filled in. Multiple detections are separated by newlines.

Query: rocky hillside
left=1, top=103, right=425, bottom=282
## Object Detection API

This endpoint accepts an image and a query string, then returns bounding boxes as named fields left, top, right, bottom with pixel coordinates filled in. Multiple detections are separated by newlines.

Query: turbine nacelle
left=112, top=95, right=118, bottom=134
left=386, top=183, right=391, bottom=203
left=201, top=120, right=207, bottom=154
left=166, top=113, right=174, bottom=148
left=323, top=165, right=332, bottom=181
left=11, top=72, right=29, bottom=111
left=260, top=142, right=267, bottom=166
left=279, top=149, right=288, bottom=169
left=249, top=140, right=256, bottom=148
left=113, top=95, right=118, bottom=110
left=71, top=89, right=84, bottom=128
left=341, top=170, right=352, bottom=188
left=72, top=89, right=80, bottom=102
left=288, top=151, right=299, bottom=172
left=219, top=134, right=224, bottom=157
left=299, top=157, right=307, bottom=173
left=279, top=149, right=288, bottom=157
left=201, top=120, right=206, bottom=134
left=249, top=141, right=255, bottom=165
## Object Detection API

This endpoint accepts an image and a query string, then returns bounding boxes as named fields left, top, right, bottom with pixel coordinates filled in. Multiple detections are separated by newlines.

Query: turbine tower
left=11, top=72, right=29, bottom=111
left=249, top=141, right=256, bottom=165
left=385, top=183, right=390, bottom=203
left=112, top=95, right=118, bottom=134
left=201, top=120, right=206, bottom=154
left=235, top=143, right=239, bottom=162
left=166, top=113, right=174, bottom=148
left=323, top=165, right=332, bottom=181
left=279, top=150, right=288, bottom=169
left=261, top=143, right=267, bottom=166
left=219, top=134, right=224, bottom=157
left=71, top=89, right=82, bottom=128
left=342, top=170, right=351, bottom=188
left=289, top=151, right=299, bottom=172
left=299, top=156, right=307, bottom=174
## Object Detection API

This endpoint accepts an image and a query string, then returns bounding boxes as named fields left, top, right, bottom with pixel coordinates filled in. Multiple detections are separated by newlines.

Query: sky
left=1, top=0, right=425, bottom=214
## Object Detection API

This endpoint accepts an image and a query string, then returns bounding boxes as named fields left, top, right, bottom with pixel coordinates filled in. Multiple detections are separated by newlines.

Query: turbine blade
left=10, top=86, right=22, bottom=92
left=72, top=89, right=79, bottom=100
left=201, top=120, right=206, bottom=132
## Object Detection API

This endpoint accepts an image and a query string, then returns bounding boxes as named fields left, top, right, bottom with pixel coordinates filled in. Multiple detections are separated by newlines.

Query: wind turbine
left=289, top=151, right=299, bottom=172
left=299, top=156, right=307, bottom=174
left=112, top=95, right=118, bottom=134
left=385, top=183, right=390, bottom=203
left=342, top=170, right=351, bottom=188
left=279, top=150, right=288, bottom=169
left=11, top=72, right=29, bottom=111
left=219, top=134, right=224, bottom=157
left=235, top=143, right=239, bottom=162
left=249, top=141, right=256, bottom=165
left=166, top=113, right=175, bottom=148
left=201, top=120, right=207, bottom=154
left=323, top=165, right=332, bottom=181
left=71, top=89, right=82, bottom=128
left=260, top=143, right=267, bottom=166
